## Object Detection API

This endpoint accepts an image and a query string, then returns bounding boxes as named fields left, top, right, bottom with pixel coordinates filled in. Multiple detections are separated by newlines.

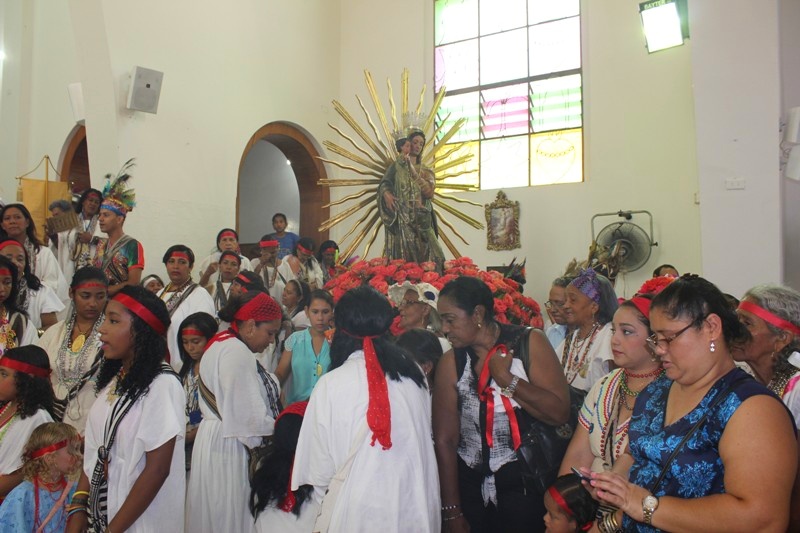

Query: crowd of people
left=0, top=170, right=797, bottom=532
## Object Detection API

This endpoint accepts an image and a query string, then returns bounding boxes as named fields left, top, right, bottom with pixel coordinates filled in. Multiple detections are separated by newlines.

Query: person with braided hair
left=186, top=290, right=283, bottom=533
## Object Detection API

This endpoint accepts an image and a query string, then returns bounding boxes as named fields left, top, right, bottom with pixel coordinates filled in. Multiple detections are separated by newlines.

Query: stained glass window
left=434, top=0, right=583, bottom=189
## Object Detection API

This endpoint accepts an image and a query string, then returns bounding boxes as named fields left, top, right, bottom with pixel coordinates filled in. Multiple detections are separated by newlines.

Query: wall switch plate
left=724, top=178, right=746, bottom=190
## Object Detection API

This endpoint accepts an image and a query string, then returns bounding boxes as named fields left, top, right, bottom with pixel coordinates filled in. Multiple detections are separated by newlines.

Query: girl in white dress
left=0, top=256, right=38, bottom=351
left=0, top=345, right=55, bottom=502
left=66, top=286, right=185, bottom=533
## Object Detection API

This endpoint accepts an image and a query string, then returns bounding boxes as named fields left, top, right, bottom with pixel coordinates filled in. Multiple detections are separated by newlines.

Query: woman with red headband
left=0, top=255, right=38, bottom=351
left=197, top=228, right=252, bottom=286
left=317, top=240, right=339, bottom=286
left=0, top=345, right=55, bottom=502
left=67, top=285, right=185, bottom=533
left=37, top=267, right=108, bottom=434
left=252, top=235, right=286, bottom=301
left=157, top=245, right=215, bottom=373
left=292, top=285, right=440, bottom=531
left=186, top=290, right=283, bottom=533
left=205, top=250, right=242, bottom=313
left=278, top=237, right=324, bottom=291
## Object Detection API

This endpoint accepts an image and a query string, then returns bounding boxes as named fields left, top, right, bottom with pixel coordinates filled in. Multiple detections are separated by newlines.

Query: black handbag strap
left=649, top=373, right=749, bottom=493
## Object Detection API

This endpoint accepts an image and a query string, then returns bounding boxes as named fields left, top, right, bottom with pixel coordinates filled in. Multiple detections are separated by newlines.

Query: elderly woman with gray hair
left=557, top=268, right=619, bottom=392
left=388, top=280, right=451, bottom=352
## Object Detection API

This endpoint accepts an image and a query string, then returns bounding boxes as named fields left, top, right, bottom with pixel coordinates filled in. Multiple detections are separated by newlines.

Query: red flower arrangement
left=324, top=257, right=544, bottom=329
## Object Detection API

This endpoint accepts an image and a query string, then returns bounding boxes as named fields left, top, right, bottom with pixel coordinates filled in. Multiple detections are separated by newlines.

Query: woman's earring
left=709, top=340, right=716, bottom=353
left=477, top=322, right=482, bottom=329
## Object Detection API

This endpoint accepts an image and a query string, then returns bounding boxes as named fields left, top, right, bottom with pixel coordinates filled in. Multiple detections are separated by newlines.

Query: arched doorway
left=237, top=122, right=329, bottom=257
left=58, top=125, right=91, bottom=194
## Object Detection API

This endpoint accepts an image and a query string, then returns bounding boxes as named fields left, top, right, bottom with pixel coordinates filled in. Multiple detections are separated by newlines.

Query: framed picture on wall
left=485, top=190, right=520, bottom=251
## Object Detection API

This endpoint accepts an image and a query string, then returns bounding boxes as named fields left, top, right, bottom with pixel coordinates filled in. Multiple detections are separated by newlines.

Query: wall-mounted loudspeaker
left=126, top=66, right=163, bottom=114
left=67, top=82, right=85, bottom=124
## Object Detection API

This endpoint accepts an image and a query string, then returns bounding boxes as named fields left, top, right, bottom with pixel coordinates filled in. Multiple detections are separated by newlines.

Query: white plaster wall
left=238, top=140, right=300, bottom=243
left=690, top=0, right=783, bottom=298
left=780, top=0, right=800, bottom=291
left=336, top=0, right=702, bottom=305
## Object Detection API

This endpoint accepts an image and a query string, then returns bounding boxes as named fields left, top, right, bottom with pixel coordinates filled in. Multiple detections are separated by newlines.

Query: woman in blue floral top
left=591, top=275, right=796, bottom=532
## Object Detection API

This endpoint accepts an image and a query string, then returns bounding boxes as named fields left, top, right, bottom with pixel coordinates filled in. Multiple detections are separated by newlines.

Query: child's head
left=271, top=213, right=288, bottom=234
left=395, top=328, right=443, bottom=385
left=544, top=474, right=598, bottom=533
left=0, top=254, right=20, bottom=309
left=178, top=312, right=218, bottom=378
left=0, top=346, right=54, bottom=418
left=306, top=289, right=334, bottom=332
left=22, top=422, right=82, bottom=481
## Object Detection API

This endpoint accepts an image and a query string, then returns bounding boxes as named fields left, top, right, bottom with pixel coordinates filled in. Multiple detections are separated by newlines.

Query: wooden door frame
left=58, top=124, right=87, bottom=191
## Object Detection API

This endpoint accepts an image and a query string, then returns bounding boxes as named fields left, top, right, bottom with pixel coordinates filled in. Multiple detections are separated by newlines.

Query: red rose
left=393, top=270, right=408, bottom=283
left=369, top=276, right=389, bottom=295
left=421, top=271, right=440, bottom=284
left=390, top=314, right=404, bottom=337
left=421, top=261, right=437, bottom=272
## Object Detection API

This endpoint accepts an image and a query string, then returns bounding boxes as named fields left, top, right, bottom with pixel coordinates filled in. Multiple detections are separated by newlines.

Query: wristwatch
left=500, top=376, right=519, bottom=398
left=642, top=494, right=659, bottom=525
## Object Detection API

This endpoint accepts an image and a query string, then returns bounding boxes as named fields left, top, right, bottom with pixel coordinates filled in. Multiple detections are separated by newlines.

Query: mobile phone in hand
left=571, top=467, right=592, bottom=482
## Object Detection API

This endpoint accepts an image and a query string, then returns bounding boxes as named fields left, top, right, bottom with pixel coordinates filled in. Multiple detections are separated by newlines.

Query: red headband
left=73, top=282, right=107, bottom=290
left=181, top=328, right=205, bottom=337
left=235, top=273, right=252, bottom=286
left=112, top=293, right=168, bottom=336
left=30, top=439, right=68, bottom=459
left=0, top=268, right=12, bottom=277
left=548, top=486, right=593, bottom=531
left=738, top=300, right=800, bottom=336
left=231, top=293, right=282, bottom=331
left=259, top=240, right=279, bottom=248
left=219, top=231, right=237, bottom=241
left=169, top=251, right=190, bottom=262
left=219, top=252, right=241, bottom=265
left=321, top=246, right=337, bottom=254
left=0, top=240, right=22, bottom=252
left=297, top=244, right=312, bottom=255
left=0, top=357, right=51, bottom=378
left=629, top=296, right=652, bottom=320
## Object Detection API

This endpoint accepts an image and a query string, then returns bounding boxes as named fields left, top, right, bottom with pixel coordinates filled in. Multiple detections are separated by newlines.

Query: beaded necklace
left=161, top=278, right=194, bottom=315
left=768, top=362, right=797, bottom=398
left=262, top=263, right=279, bottom=289
left=106, top=369, right=128, bottom=404
left=562, top=323, right=601, bottom=384
left=619, top=367, right=665, bottom=398
left=56, top=311, right=103, bottom=392
left=0, top=402, right=18, bottom=443
left=0, top=307, right=17, bottom=356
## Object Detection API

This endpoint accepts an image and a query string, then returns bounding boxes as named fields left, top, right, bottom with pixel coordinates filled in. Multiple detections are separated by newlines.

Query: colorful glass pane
left=528, top=0, right=579, bottom=25
left=435, top=39, right=479, bottom=92
left=437, top=92, right=481, bottom=143
left=530, top=74, right=582, bottom=132
left=480, top=0, right=527, bottom=35
left=528, top=17, right=581, bottom=77
left=435, top=0, right=479, bottom=46
left=481, top=136, right=530, bottom=189
left=481, top=84, right=530, bottom=139
left=480, top=28, right=528, bottom=86
left=530, top=128, right=582, bottom=186
left=434, top=141, right=479, bottom=190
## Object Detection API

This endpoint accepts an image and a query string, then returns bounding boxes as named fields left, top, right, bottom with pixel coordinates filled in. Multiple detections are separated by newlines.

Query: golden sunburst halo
left=318, top=69, right=484, bottom=261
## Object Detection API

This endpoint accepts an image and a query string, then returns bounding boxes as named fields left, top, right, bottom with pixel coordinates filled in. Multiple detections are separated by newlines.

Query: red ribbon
left=0, top=357, right=51, bottom=378
left=321, top=246, right=337, bottom=254
left=297, top=244, right=312, bottom=255
left=219, top=231, right=237, bottom=241
left=30, top=439, right=68, bottom=459
left=73, top=282, right=107, bottom=290
left=629, top=296, right=651, bottom=319
left=204, top=330, right=237, bottom=351
left=181, top=328, right=205, bottom=337
left=476, top=344, right=521, bottom=449
left=0, top=240, right=22, bottom=252
left=112, top=293, right=168, bottom=336
left=363, top=335, right=392, bottom=449
left=279, top=463, right=297, bottom=512
left=235, top=273, right=252, bottom=286
left=259, top=240, right=279, bottom=248
left=170, top=252, right=190, bottom=262
left=738, top=300, right=800, bottom=336
left=547, top=486, right=594, bottom=531
left=0, top=268, right=12, bottom=277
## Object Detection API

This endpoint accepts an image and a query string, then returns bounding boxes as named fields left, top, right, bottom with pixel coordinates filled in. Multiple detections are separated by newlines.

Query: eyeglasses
left=399, top=299, right=423, bottom=308
left=545, top=300, right=565, bottom=310
left=646, top=318, right=704, bottom=352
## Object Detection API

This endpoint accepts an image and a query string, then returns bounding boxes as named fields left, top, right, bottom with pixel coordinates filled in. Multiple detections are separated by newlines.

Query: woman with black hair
left=396, top=327, right=444, bottom=389
left=197, top=228, right=252, bottom=286
left=205, top=250, right=241, bottom=313
left=37, top=266, right=107, bottom=433
left=317, top=239, right=339, bottom=285
left=0, top=238, right=64, bottom=331
left=186, top=291, right=283, bottom=533
left=67, top=285, right=185, bottom=533
left=54, top=187, right=103, bottom=282
left=282, top=279, right=311, bottom=331
left=592, top=275, right=797, bottom=532
left=176, top=311, right=217, bottom=471
left=230, top=270, right=267, bottom=297
left=252, top=236, right=286, bottom=301
left=0, top=203, right=69, bottom=303
left=156, top=244, right=215, bottom=373
left=0, top=255, right=37, bottom=350
left=278, top=237, right=324, bottom=290
left=0, top=345, right=55, bottom=501
left=434, top=275, right=570, bottom=533
left=292, top=285, right=440, bottom=531
left=251, top=401, right=318, bottom=532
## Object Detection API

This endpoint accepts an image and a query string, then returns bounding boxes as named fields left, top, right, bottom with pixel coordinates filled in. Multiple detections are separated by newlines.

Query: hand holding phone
left=571, top=467, right=592, bottom=482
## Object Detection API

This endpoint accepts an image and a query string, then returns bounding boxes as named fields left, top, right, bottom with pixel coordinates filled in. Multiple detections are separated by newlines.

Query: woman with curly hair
left=0, top=422, right=82, bottom=532
left=0, top=255, right=38, bottom=351
left=38, top=267, right=108, bottom=434
left=66, top=286, right=185, bottom=533
left=0, top=345, right=55, bottom=502
left=251, top=401, right=317, bottom=532
left=186, top=291, right=283, bottom=533
left=292, top=286, right=440, bottom=531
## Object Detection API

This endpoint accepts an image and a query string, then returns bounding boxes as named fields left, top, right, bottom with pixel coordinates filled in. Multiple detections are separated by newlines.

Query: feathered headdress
left=101, top=159, right=137, bottom=216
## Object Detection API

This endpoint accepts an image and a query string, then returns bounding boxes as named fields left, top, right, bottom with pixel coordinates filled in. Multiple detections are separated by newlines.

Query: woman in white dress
left=0, top=238, right=64, bottom=331
left=186, top=291, right=283, bottom=533
left=0, top=345, right=55, bottom=501
left=0, top=204, right=69, bottom=303
left=66, top=286, right=185, bottom=533
left=277, top=237, right=324, bottom=291
left=53, top=188, right=103, bottom=283
left=205, top=250, right=241, bottom=314
left=292, top=286, right=441, bottom=532
left=38, top=266, right=107, bottom=434
left=0, top=256, right=38, bottom=351
left=250, top=236, right=286, bottom=301
left=156, top=245, right=215, bottom=373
